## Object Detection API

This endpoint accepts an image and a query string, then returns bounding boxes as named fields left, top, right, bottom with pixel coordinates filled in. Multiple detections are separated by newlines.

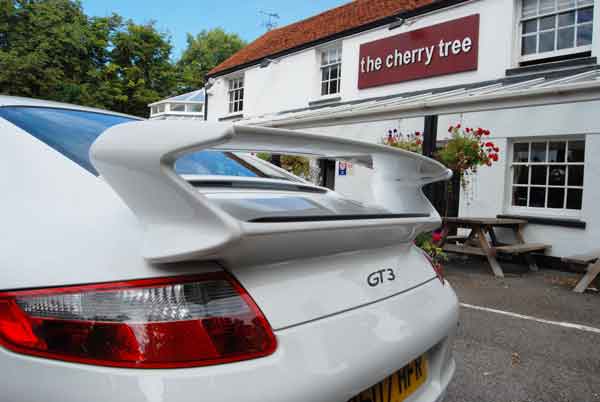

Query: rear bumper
left=0, top=278, right=458, bottom=402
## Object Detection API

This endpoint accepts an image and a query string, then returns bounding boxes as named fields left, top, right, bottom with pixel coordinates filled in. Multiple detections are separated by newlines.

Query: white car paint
left=0, top=96, right=458, bottom=402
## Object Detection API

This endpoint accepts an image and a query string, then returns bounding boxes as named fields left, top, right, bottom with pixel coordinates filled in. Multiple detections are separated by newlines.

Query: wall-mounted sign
left=358, top=14, right=479, bottom=89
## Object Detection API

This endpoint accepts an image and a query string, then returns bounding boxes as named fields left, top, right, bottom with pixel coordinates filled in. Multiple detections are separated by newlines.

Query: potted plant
left=382, top=128, right=423, bottom=153
left=436, top=124, right=500, bottom=188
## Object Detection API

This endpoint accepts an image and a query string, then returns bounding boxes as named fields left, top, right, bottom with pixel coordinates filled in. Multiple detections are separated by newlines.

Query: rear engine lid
left=228, top=243, right=438, bottom=330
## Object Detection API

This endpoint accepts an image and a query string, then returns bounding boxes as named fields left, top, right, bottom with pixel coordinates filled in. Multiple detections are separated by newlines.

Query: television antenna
left=260, top=10, right=280, bottom=31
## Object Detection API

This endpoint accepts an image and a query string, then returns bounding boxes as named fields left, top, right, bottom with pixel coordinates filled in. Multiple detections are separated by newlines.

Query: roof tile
left=209, top=0, right=436, bottom=76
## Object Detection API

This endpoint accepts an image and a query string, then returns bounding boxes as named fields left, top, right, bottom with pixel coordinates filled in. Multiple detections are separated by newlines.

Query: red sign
left=358, top=14, right=479, bottom=89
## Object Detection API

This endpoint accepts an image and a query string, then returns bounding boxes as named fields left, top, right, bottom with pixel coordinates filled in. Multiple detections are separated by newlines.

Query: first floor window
left=520, top=0, right=594, bottom=59
left=228, top=77, right=244, bottom=114
left=511, top=139, right=585, bottom=211
left=320, top=46, right=342, bottom=96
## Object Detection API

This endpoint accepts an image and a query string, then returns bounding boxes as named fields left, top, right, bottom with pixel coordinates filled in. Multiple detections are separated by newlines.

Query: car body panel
left=229, top=244, right=437, bottom=330
left=0, top=278, right=458, bottom=402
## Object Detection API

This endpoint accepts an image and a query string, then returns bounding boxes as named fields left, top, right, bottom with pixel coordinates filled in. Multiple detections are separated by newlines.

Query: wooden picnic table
left=440, top=217, right=550, bottom=277
left=562, top=250, right=600, bottom=293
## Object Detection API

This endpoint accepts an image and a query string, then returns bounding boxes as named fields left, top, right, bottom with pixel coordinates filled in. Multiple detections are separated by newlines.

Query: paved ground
left=443, top=257, right=600, bottom=402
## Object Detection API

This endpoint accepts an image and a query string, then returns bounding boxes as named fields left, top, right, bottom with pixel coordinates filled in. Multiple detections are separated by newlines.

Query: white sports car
left=0, top=96, right=458, bottom=402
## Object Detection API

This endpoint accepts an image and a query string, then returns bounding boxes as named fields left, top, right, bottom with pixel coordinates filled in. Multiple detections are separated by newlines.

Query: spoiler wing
left=90, top=121, right=451, bottom=263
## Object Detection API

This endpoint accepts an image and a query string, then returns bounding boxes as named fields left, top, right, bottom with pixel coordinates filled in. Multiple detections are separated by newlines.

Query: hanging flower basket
left=436, top=124, right=499, bottom=188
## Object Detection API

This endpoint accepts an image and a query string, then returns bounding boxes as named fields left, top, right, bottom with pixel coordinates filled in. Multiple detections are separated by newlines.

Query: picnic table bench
left=440, top=217, right=551, bottom=278
left=562, top=250, right=600, bottom=293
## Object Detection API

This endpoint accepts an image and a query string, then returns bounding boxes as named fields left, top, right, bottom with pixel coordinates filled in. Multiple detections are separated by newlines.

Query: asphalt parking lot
left=443, top=258, right=600, bottom=402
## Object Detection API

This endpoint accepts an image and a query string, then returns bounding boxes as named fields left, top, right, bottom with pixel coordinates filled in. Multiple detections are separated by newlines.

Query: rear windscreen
left=0, top=106, right=267, bottom=178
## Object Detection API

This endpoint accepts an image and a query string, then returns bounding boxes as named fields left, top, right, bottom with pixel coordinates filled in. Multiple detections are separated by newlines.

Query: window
left=320, top=47, right=342, bottom=96
left=0, top=107, right=137, bottom=174
left=170, top=103, right=185, bottom=112
left=175, top=152, right=263, bottom=177
left=510, top=139, right=585, bottom=212
left=0, top=106, right=280, bottom=179
left=520, top=0, right=594, bottom=60
left=228, top=77, right=244, bottom=114
left=187, top=103, right=203, bottom=113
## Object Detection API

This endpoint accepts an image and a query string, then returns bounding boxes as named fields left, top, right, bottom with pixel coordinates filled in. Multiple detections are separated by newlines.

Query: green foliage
left=256, top=152, right=271, bottom=161
left=281, top=155, right=310, bottom=178
left=414, top=232, right=447, bottom=268
left=0, top=1, right=245, bottom=117
left=176, top=28, right=245, bottom=92
left=255, top=153, right=311, bottom=179
left=436, top=124, right=499, bottom=177
left=0, top=0, right=120, bottom=106
left=383, top=129, right=423, bottom=153
left=108, top=21, right=177, bottom=116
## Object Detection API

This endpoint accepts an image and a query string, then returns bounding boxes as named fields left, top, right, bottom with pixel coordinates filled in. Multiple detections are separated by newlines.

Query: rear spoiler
left=90, top=121, right=451, bottom=263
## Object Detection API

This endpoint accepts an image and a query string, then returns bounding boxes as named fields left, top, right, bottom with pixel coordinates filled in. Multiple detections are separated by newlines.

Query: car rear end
left=0, top=245, right=458, bottom=402
left=0, top=185, right=458, bottom=402
left=0, top=109, right=457, bottom=402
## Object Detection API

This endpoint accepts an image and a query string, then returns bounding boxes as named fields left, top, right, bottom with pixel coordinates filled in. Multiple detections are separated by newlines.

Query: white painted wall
left=207, top=0, right=598, bottom=121
left=452, top=103, right=600, bottom=257
left=207, top=0, right=523, bottom=121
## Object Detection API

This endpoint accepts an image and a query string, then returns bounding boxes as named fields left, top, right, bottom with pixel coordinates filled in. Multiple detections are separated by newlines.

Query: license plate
left=349, top=356, right=428, bottom=402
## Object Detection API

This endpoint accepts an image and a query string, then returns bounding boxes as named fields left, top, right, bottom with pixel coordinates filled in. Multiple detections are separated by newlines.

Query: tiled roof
left=208, top=0, right=437, bottom=76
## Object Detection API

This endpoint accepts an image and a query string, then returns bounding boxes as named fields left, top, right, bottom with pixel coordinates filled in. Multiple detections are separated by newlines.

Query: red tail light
left=0, top=272, right=276, bottom=368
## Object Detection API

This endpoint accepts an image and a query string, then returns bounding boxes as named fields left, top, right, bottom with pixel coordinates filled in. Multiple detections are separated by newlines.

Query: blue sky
left=81, top=0, right=349, bottom=59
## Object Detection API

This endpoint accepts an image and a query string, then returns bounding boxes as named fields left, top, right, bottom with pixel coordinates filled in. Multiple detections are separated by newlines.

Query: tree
left=109, top=21, right=177, bottom=116
left=0, top=1, right=176, bottom=116
left=0, top=0, right=117, bottom=103
left=0, top=1, right=247, bottom=117
left=176, top=28, right=245, bottom=92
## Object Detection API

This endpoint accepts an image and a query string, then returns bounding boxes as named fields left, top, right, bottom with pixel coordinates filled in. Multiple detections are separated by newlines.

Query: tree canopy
left=0, top=0, right=246, bottom=116
left=177, top=29, right=246, bottom=93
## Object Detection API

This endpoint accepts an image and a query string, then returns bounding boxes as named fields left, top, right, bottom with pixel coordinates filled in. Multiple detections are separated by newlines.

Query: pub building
left=204, top=0, right=600, bottom=260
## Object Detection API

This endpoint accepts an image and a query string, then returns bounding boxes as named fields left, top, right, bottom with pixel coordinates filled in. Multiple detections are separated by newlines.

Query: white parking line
left=460, top=303, right=600, bottom=335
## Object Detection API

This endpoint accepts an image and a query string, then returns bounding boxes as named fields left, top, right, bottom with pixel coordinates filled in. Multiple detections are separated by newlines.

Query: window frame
left=517, top=0, right=594, bottom=63
left=169, top=103, right=186, bottom=113
left=186, top=103, right=204, bottom=114
left=227, top=76, right=245, bottom=115
left=319, top=45, right=342, bottom=97
left=507, top=137, right=585, bottom=218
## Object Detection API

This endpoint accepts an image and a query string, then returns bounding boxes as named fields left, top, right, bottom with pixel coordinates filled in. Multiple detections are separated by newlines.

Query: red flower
left=415, top=131, right=421, bottom=137
left=484, top=130, right=491, bottom=136
left=448, top=125, right=453, bottom=132
left=476, top=128, right=483, bottom=136
left=432, top=232, right=442, bottom=242
left=456, top=123, right=461, bottom=129
left=490, top=153, right=499, bottom=161
left=416, top=139, right=423, bottom=145
left=485, top=142, right=494, bottom=147
left=494, top=147, right=500, bottom=152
